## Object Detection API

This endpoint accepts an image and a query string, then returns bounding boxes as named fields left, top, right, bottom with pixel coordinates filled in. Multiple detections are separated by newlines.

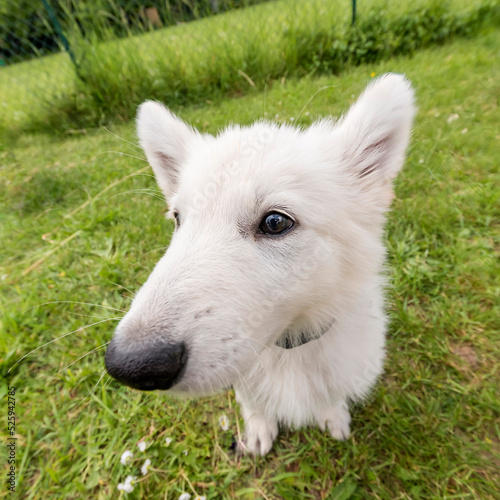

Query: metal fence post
left=41, top=0, right=78, bottom=69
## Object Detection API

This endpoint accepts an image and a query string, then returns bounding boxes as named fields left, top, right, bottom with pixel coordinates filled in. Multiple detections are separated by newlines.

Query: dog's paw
left=316, top=400, right=351, bottom=441
left=242, top=414, right=278, bottom=456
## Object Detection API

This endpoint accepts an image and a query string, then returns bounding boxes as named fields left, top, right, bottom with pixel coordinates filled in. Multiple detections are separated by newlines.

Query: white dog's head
left=105, top=74, right=415, bottom=396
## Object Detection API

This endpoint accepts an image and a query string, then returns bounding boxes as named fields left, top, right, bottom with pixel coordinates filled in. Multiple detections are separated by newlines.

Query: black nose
left=105, top=337, right=187, bottom=391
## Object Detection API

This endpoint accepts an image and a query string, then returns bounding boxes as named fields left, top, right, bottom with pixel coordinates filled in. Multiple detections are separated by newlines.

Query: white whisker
left=26, top=301, right=126, bottom=313
left=105, top=189, right=165, bottom=204
left=129, top=173, right=156, bottom=179
left=103, top=375, right=114, bottom=389
left=295, top=84, right=336, bottom=122
left=96, top=150, right=148, bottom=162
left=102, top=126, right=144, bottom=153
left=107, top=281, right=135, bottom=297
left=71, top=369, right=108, bottom=411
left=62, top=312, right=121, bottom=320
left=7, top=318, right=121, bottom=373
left=55, top=342, right=111, bottom=376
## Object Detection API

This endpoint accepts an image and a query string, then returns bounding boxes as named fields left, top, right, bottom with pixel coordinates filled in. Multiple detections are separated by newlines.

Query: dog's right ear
left=336, top=74, right=416, bottom=208
left=137, top=101, right=196, bottom=199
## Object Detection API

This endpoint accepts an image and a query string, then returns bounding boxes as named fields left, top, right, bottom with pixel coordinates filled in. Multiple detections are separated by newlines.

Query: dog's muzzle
left=105, top=338, right=187, bottom=391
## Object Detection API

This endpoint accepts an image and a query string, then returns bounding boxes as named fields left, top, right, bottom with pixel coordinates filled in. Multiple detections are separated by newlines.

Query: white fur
left=115, top=74, right=415, bottom=455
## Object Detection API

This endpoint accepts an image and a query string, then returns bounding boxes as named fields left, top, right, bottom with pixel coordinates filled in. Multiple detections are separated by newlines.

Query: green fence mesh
left=0, top=0, right=497, bottom=136
left=1, top=0, right=273, bottom=133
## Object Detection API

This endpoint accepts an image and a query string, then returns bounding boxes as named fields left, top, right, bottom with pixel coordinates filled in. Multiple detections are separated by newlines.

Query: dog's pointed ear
left=137, top=101, right=196, bottom=199
left=338, top=73, right=416, bottom=206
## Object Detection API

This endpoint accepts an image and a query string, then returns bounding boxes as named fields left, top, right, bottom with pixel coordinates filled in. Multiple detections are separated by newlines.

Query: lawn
left=1, top=29, right=499, bottom=499
left=1, top=0, right=498, bottom=135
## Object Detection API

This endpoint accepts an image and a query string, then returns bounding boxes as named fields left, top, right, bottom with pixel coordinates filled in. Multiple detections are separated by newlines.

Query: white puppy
left=105, top=74, right=415, bottom=455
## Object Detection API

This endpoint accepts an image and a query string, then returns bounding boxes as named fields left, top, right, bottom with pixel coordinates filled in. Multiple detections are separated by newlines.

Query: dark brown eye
left=259, top=212, right=294, bottom=235
left=173, top=211, right=180, bottom=229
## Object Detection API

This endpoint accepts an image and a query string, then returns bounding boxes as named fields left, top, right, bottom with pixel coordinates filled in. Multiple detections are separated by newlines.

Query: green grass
left=0, top=51, right=75, bottom=139
left=1, top=30, right=499, bottom=498
left=1, top=0, right=499, bottom=136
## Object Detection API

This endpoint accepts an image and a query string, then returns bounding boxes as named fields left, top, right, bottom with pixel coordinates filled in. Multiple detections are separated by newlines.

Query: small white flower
left=461, top=128, right=468, bottom=134
left=183, top=449, right=188, bottom=456
left=419, top=159, right=424, bottom=164
left=305, top=111, right=310, bottom=116
left=141, top=458, right=152, bottom=476
left=194, top=496, right=206, bottom=500
left=290, top=117, right=295, bottom=122
left=179, top=494, right=192, bottom=500
left=118, top=475, right=136, bottom=493
left=137, top=440, right=147, bottom=452
left=120, top=450, right=133, bottom=466
left=165, top=437, right=173, bottom=446
left=218, top=414, right=230, bottom=431
left=447, top=113, right=459, bottom=123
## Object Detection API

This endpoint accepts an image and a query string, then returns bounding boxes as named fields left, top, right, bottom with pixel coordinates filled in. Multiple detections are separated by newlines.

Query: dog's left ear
left=137, top=101, right=197, bottom=199
left=338, top=73, right=416, bottom=206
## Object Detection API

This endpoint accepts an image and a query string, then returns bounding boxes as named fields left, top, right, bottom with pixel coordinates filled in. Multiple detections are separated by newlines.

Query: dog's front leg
left=315, top=400, right=351, bottom=441
left=241, top=405, right=278, bottom=456
left=235, top=391, right=278, bottom=456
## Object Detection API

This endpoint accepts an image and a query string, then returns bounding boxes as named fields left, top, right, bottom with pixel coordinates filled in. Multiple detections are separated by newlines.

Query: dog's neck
left=275, top=318, right=335, bottom=349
